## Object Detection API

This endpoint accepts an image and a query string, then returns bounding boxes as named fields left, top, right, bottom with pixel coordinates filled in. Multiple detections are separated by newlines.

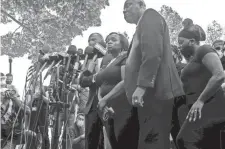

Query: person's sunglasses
left=215, top=47, right=223, bottom=51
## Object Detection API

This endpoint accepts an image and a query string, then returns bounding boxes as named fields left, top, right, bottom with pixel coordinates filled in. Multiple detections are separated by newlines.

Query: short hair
left=105, top=32, right=129, bottom=51
left=6, top=73, right=13, bottom=77
left=88, top=33, right=104, bottom=43
left=1, top=73, right=5, bottom=77
left=213, top=40, right=225, bottom=47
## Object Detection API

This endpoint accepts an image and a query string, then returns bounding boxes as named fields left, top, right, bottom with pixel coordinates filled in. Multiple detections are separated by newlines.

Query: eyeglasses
left=215, top=47, right=225, bottom=51
left=215, top=47, right=222, bottom=51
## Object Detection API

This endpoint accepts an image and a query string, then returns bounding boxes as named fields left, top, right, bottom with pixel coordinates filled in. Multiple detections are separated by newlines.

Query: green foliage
left=205, top=20, right=224, bottom=45
left=1, top=0, right=109, bottom=58
left=159, top=5, right=183, bottom=45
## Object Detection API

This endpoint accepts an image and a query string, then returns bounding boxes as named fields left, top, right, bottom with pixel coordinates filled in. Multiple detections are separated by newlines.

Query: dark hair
left=1, top=73, right=5, bottom=77
left=6, top=73, right=13, bottom=77
left=88, top=33, right=104, bottom=43
left=105, top=32, right=129, bottom=51
left=179, top=18, right=206, bottom=42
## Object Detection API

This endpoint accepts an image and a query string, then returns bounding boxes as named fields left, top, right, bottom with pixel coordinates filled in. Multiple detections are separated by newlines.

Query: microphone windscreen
left=41, top=45, right=51, bottom=54
left=84, top=46, right=94, bottom=55
left=67, top=45, right=77, bottom=55
left=94, top=43, right=107, bottom=56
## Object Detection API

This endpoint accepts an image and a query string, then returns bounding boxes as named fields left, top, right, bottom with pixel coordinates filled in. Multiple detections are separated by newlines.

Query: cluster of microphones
left=32, top=42, right=108, bottom=89
left=35, top=42, right=113, bottom=120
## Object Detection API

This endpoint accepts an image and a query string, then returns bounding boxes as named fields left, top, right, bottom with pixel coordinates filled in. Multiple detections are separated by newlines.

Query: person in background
left=72, top=113, right=85, bottom=149
left=212, top=40, right=225, bottom=93
left=212, top=40, right=225, bottom=68
left=6, top=73, right=13, bottom=85
left=1, top=81, right=33, bottom=149
left=79, top=33, right=113, bottom=149
left=1, top=73, right=6, bottom=85
left=176, top=19, right=225, bottom=149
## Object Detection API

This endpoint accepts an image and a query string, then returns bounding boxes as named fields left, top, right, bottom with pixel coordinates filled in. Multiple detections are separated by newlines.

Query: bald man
left=123, top=0, right=184, bottom=148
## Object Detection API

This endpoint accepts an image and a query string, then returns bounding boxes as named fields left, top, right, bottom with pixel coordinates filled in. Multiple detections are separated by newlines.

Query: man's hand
left=80, top=134, right=85, bottom=140
left=132, top=86, right=146, bottom=107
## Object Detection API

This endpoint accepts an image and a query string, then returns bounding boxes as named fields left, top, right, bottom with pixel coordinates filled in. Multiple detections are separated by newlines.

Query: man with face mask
left=213, top=40, right=225, bottom=69
left=72, top=113, right=85, bottom=149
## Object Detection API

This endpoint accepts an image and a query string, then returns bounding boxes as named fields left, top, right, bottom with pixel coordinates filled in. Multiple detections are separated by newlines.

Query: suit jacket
left=81, top=54, right=113, bottom=114
left=125, top=9, right=184, bottom=104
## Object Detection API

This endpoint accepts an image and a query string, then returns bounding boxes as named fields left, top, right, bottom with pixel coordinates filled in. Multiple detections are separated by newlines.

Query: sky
left=1, top=0, right=225, bottom=96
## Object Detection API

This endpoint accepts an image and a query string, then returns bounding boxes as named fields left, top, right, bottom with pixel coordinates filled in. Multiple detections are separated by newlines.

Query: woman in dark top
left=95, top=32, right=139, bottom=149
left=176, top=19, right=225, bottom=149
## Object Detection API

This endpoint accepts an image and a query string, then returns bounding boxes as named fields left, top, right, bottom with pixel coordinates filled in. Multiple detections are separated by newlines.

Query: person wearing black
left=79, top=33, right=113, bottom=149
left=95, top=32, right=139, bottom=149
left=176, top=19, right=225, bottom=149
left=212, top=40, right=225, bottom=69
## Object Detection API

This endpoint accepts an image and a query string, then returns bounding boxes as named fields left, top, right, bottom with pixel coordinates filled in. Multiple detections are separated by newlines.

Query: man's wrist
left=137, top=86, right=146, bottom=91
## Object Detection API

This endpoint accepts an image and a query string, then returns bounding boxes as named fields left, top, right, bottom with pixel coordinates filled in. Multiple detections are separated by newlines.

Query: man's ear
left=138, top=1, right=146, bottom=9
left=189, top=39, right=196, bottom=45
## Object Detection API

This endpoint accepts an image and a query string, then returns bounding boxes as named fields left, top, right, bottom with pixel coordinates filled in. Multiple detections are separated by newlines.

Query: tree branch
left=12, top=26, right=22, bottom=35
left=1, top=9, right=38, bottom=39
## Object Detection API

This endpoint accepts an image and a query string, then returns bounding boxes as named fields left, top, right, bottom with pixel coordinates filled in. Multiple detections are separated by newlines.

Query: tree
left=159, top=5, right=183, bottom=45
left=205, top=20, right=224, bottom=45
left=1, top=0, right=109, bottom=58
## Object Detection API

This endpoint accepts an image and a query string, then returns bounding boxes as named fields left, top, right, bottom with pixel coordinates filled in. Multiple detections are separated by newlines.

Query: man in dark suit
left=123, top=0, right=185, bottom=148
left=79, top=33, right=113, bottom=149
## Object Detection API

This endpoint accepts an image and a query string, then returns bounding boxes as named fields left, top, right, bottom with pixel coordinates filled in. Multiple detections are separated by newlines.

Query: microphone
left=87, top=42, right=107, bottom=73
left=67, top=45, right=77, bottom=56
left=81, top=46, right=94, bottom=71
left=39, top=44, right=51, bottom=55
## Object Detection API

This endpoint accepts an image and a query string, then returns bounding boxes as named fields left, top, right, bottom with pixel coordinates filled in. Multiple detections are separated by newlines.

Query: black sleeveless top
left=95, top=53, right=127, bottom=97
left=181, top=45, right=224, bottom=105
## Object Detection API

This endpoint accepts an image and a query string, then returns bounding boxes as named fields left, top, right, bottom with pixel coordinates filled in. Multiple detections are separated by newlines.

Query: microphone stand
left=9, top=57, right=12, bottom=74
left=61, top=55, right=72, bottom=149
left=50, top=55, right=71, bottom=149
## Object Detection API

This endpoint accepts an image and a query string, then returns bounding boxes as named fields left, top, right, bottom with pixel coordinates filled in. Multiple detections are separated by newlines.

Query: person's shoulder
left=144, top=8, right=159, bottom=15
left=196, top=44, right=216, bottom=60
left=197, top=44, right=215, bottom=54
left=139, top=8, right=163, bottom=26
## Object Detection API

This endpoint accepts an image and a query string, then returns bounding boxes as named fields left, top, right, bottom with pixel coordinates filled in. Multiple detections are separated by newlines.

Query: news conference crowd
left=1, top=0, right=225, bottom=149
